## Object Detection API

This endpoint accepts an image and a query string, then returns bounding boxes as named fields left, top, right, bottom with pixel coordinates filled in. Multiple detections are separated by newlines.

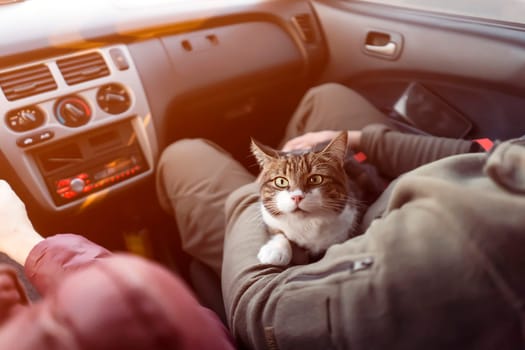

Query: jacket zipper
left=287, top=257, right=374, bottom=282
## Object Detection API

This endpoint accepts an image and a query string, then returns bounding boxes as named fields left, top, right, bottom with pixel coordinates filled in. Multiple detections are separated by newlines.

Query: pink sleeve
left=24, top=234, right=112, bottom=294
left=8, top=234, right=235, bottom=350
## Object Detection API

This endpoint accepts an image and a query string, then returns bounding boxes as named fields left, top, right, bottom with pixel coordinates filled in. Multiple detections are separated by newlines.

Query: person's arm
left=222, top=182, right=450, bottom=349
left=0, top=180, right=235, bottom=350
left=0, top=250, right=236, bottom=350
left=221, top=146, right=524, bottom=349
left=0, top=180, right=44, bottom=265
left=282, top=125, right=484, bottom=179
left=0, top=180, right=112, bottom=293
left=358, top=124, right=482, bottom=178
left=24, top=234, right=112, bottom=294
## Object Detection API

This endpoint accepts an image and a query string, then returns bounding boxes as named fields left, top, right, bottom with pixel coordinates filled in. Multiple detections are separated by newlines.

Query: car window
left=355, top=0, right=525, bottom=25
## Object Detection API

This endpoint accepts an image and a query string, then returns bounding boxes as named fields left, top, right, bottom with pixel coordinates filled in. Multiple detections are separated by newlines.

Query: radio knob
left=70, top=177, right=86, bottom=193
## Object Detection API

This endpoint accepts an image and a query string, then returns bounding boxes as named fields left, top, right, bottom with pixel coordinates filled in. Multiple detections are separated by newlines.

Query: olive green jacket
left=222, top=125, right=524, bottom=349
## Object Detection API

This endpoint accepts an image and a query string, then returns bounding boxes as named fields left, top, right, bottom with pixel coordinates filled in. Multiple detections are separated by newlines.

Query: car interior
left=1, top=0, right=525, bottom=326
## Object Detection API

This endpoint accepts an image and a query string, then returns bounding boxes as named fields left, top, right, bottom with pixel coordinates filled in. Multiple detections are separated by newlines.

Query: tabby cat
left=251, top=132, right=361, bottom=266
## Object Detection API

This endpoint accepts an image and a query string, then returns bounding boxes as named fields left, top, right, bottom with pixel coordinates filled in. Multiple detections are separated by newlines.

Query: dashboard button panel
left=16, top=130, right=54, bottom=147
left=0, top=45, right=157, bottom=211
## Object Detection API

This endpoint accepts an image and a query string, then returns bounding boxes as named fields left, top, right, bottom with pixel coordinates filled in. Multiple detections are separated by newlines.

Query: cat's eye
left=273, top=177, right=289, bottom=188
left=308, top=174, right=324, bottom=185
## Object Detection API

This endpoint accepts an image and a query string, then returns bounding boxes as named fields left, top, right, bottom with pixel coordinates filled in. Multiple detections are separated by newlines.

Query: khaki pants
left=156, top=83, right=386, bottom=275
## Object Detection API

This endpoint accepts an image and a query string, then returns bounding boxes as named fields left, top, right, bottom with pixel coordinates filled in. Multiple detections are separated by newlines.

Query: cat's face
left=251, top=132, right=350, bottom=217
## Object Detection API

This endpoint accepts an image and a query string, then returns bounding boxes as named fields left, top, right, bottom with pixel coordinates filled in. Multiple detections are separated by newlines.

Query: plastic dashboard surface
left=0, top=45, right=157, bottom=211
left=0, top=0, right=324, bottom=212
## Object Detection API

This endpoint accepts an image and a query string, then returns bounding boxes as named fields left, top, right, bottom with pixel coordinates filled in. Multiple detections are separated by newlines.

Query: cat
left=250, top=131, right=362, bottom=266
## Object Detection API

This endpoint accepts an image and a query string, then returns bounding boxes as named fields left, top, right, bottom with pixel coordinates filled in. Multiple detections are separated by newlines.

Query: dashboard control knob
left=97, top=83, right=131, bottom=114
left=70, top=177, right=86, bottom=193
left=6, top=105, right=45, bottom=132
left=54, top=95, right=91, bottom=127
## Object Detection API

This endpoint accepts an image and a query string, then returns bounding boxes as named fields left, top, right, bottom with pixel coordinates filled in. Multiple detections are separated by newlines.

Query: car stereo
left=33, top=120, right=149, bottom=206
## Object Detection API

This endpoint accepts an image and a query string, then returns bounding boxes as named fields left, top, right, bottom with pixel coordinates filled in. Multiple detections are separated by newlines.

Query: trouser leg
left=280, top=83, right=388, bottom=146
left=156, top=139, right=255, bottom=275
left=157, top=83, right=387, bottom=274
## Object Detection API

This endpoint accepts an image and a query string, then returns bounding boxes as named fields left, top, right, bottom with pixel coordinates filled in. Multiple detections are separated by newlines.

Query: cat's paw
left=257, top=234, right=292, bottom=266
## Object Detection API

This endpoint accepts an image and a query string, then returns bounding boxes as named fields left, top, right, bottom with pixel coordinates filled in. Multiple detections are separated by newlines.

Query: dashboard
left=0, top=0, right=326, bottom=213
left=0, top=46, right=155, bottom=210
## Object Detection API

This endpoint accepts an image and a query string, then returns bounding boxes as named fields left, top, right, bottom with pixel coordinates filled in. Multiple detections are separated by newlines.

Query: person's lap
left=280, top=83, right=387, bottom=145
left=156, top=83, right=388, bottom=273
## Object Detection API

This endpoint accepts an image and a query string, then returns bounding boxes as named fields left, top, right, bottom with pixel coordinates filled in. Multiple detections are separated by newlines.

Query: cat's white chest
left=261, top=202, right=357, bottom=254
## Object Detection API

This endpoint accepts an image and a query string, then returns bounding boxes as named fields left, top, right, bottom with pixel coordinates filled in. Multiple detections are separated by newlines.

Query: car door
left=311, top=0, right=525, bottom=140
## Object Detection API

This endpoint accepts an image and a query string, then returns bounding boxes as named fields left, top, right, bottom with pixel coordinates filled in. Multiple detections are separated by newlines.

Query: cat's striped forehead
left=272, top=153, right=311, bottom=174
left=260, top=151, right=338, bottom=180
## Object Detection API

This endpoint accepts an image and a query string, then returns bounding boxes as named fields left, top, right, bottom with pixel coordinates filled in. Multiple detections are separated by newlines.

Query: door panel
left=312, top=0, right=525, bottom=139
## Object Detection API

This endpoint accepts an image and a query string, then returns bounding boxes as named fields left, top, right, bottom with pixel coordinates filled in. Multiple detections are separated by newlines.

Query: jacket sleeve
left=222, top=183, right=376, bottom=349
left=221, top=150, right=525, bottom=350
left=360, top=123, right=481, bottom=178
left=0, top=234, right=235, bottom=350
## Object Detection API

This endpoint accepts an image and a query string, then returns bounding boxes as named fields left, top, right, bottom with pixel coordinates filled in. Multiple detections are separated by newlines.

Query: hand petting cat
left=282, top=130, right=362, bottom=152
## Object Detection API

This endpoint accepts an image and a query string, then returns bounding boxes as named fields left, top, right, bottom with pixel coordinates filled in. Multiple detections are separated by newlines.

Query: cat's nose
left=291, top=194, right=304, bottom=204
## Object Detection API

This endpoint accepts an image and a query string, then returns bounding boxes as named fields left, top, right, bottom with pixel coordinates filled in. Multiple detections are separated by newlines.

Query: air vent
left=291, top=13, right=316, bottom=43
left=57, top=52, right=110, bottom=85
left=0, top=64, right=57, bottom=101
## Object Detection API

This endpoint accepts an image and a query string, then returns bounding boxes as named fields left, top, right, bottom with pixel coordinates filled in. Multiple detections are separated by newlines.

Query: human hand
left=0, top=180, right=43, bottom=264
left=281, top=130, right=362, bottom=152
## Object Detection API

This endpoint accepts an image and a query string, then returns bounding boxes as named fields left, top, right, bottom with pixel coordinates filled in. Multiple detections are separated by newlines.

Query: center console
left=0, top=45, right=158, bottom=211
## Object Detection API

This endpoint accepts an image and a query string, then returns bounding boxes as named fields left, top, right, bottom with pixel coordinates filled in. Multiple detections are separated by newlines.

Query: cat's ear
left=320, top=131, right=348, bottom=162
left=251, top=138, right=279, bottom=167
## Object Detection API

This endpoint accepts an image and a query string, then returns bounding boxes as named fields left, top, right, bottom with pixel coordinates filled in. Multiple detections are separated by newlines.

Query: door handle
left=363, top=30, right=403, bottom=60
left=365, top=42, right=397, bottom=56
